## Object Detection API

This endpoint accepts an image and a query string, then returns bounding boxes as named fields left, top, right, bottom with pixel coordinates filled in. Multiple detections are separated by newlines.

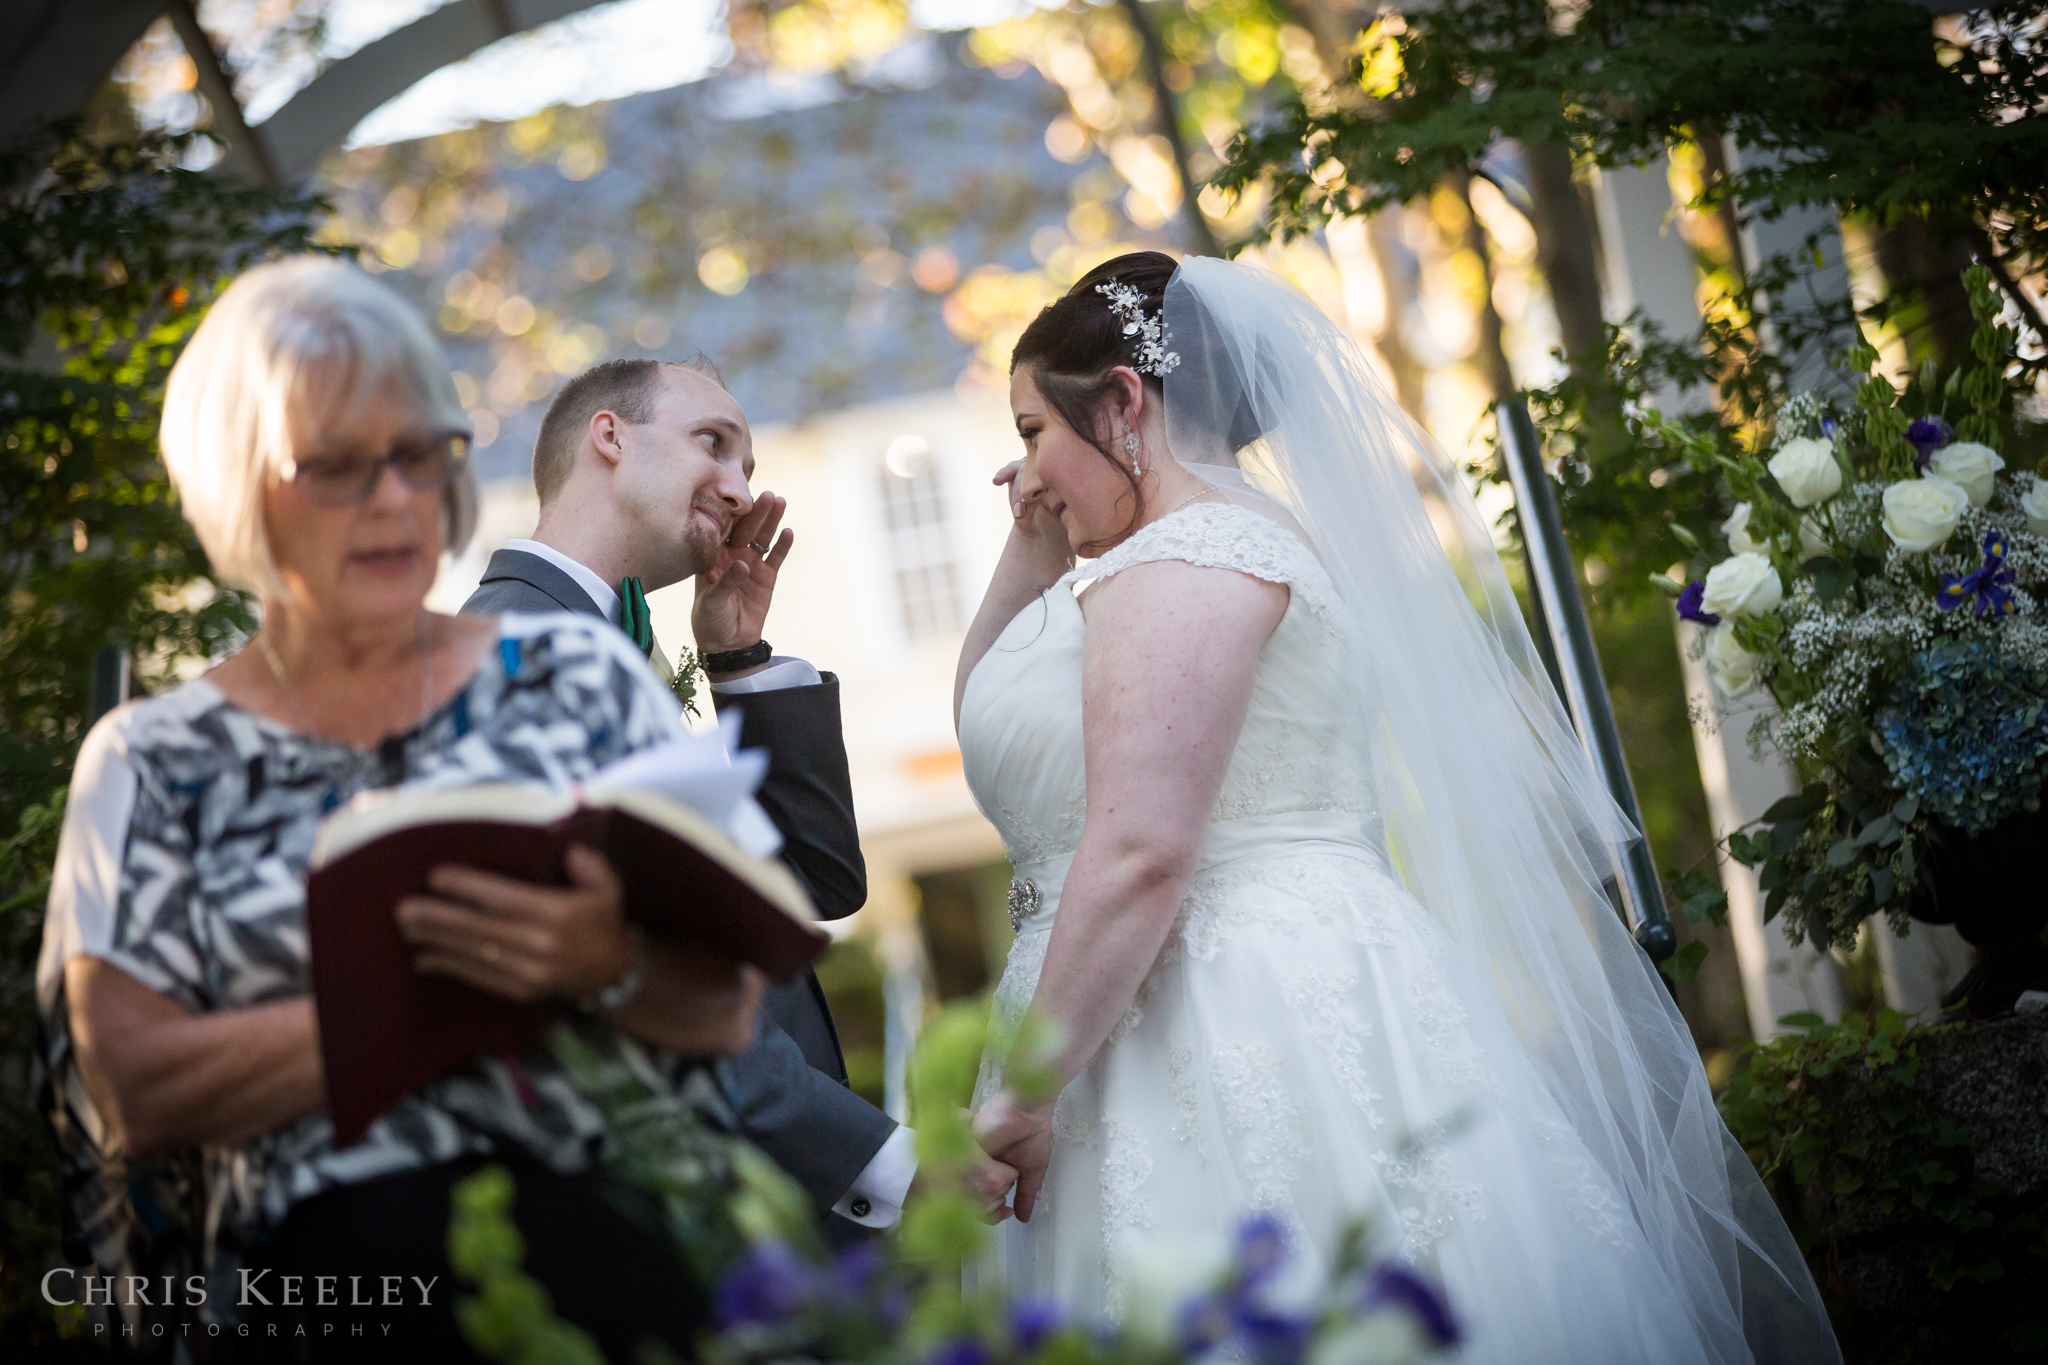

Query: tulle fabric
left=1150, top=256, right=1837, bottom=1363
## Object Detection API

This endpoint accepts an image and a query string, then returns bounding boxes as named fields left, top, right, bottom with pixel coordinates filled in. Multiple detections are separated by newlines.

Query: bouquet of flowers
left=1659, top=265, right=2048, bottom=951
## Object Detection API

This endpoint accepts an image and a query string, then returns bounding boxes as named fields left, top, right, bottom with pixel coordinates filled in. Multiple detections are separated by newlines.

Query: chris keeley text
left=42, top=1268, right=441, bottom=1307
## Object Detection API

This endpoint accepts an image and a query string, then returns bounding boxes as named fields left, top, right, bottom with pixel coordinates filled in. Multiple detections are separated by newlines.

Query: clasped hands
left=970, top=1087, right=1055, bottom=1224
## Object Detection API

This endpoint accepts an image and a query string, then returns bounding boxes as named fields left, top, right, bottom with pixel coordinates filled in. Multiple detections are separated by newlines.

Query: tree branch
left=1116, top=0, right=1224, bottom=259
left=1970, top=222, right=2048, bottom=347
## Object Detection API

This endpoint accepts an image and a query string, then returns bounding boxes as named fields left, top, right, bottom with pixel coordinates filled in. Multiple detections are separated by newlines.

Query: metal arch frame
left=1, top=0, right=610, bottom=183
left=1496, top=398, right=1678, bottom=964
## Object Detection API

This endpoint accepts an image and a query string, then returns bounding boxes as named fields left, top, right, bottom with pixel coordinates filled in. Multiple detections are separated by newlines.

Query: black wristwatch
left=702, top=638, right=772, bottom=673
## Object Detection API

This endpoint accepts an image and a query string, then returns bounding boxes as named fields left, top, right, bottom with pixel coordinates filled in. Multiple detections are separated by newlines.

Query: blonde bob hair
left=160, top=256, right=477, bottom=595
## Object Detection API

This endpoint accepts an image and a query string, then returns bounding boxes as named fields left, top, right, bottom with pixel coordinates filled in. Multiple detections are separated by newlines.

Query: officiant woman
left=35, top=257, right=758, bottom=1361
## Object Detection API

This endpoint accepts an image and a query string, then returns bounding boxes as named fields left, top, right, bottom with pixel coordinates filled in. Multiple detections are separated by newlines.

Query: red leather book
left=305, top=783, right=825, bottom=1146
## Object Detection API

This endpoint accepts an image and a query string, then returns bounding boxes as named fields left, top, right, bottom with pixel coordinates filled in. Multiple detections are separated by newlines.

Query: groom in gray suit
left=463, top=354, right=922, bottom=1244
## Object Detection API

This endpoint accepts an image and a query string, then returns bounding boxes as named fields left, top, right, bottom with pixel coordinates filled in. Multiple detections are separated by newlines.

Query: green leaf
left=1762, top=791, right=1823, bottom=823
left=1834, top=1173, right=1866, bottom=1195
left=1779, top=1011, right=1826, bottom=1031
left=1650, top=573, right=1686, bottom=598
left=1805, top=556, right=1855, bottom=602
left=1659, top=939, right=1709, bottom=984
left=1670, top=522, right=1702, bottom=553
left=1827, top=838, right=1859, bottom=868
left=1855, top=814, right=1899, bottom=847
left=1891, top=794, right=1920, bottom=824
left=1772, top=819, right=1804, bottom=855
left=1871, top=866, right=1896, bottom=906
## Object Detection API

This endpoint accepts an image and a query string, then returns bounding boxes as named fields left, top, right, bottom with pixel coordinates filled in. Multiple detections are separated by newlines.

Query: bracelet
left=702, top=638, right=772, bottom=673
left=581, top=926, right=648, bottom=1014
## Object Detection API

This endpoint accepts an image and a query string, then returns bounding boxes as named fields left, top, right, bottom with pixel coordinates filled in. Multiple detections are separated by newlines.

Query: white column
left=1873, top=919, right=1972, bottom=1022
left=1594, top=158, right=1843, bottom=1033
left=1675, top=627, right=1844, bottom=1035
left=1591, top=157, right=1703, bottom=357
left=1721, top=139, right=1856, bottom=398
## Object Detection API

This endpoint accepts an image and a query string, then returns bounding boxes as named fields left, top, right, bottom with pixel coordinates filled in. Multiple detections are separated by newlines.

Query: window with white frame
left=878, top=435, right=963, bottom=639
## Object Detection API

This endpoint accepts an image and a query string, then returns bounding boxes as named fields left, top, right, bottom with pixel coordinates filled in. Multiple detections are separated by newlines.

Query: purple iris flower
left=714, top=1243, right=819, bottom=1327
left=928, top=1339, right=992, bottom=1365
left=1936, top=529, right=2019, bottom=617
left=1008, top=1298, right=1065, bottom=1353
left=1907, top=416, right=1954, bottom=470
left=1231, top=1300, right=1313, bottom=1365
left=1233, top=1212, right=1291, bottom=1286
left=1357, top=1264, right=1461, bottom=1348
left=1176, top=1291, right=1235, bottom=1354
left=1677, top=579, right=1721, bottom=627
left=827, top=1242, right=883, bottom=1299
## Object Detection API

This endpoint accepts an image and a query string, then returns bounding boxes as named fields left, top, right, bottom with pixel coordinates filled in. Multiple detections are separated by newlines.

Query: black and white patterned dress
left=35, top=612, right=711, bottom=1328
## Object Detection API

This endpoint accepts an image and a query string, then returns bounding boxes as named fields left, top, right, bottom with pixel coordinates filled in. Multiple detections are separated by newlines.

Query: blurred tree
left=0, top=121, right=332, bottom=1355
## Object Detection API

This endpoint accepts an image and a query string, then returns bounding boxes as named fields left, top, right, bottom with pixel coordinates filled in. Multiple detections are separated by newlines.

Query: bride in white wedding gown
left=954, top=252, right=1837, bottom=1364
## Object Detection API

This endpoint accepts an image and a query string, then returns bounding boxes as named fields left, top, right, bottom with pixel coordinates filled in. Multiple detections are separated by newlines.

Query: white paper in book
left=583, top=710, right=782, bottom=859
left=313, top=712, right=784, bottom=869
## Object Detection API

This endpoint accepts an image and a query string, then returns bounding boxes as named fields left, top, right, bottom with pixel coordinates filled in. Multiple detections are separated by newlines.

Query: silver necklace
left=1155, top=483, right=1216, bottom=522
left=256, top=614, right=434, bottom=741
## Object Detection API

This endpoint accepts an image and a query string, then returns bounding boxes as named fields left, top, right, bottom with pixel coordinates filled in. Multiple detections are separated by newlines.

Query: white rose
left=1797, top=515, right=1831, bottom=561
left=1881, top=476, right=1969, bottom=552
left=2023, top=478, right=2048, bottom=537
left=1926, top=441, right=2004, bottom=507
left=1721, top=502, right=1761, bottom=554
left=1700, top=551, right=1783, bottom=618
left=1767, top=436, right=1843, bottom=508
left=1704, top=621, right=1762, bottom=699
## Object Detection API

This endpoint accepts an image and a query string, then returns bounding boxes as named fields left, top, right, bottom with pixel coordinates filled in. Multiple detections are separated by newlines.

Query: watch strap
left=702, top=638, right=772, bottom=673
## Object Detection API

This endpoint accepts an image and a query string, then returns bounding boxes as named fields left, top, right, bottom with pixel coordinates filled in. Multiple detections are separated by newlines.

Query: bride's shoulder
left=1073, top=499, right=1331, bottom=607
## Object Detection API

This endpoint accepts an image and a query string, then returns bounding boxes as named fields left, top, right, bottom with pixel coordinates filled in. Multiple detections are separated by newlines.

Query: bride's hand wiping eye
left=994, top=461, right=1072, bottom=570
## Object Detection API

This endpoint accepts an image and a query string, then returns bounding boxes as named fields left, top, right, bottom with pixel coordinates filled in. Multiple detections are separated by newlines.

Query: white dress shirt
left=502, top=536, right=913, bottom=1225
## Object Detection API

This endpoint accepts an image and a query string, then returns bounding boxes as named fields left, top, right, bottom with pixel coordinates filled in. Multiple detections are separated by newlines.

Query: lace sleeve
left=1061, top=502, right=1337, bottom=620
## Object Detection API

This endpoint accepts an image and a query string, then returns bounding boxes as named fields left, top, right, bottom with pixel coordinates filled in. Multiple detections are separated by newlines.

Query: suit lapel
left=478, top=548, right=608, bottom=618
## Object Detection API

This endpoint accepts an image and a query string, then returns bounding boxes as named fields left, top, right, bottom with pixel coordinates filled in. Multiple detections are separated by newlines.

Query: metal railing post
left=1495, top=400, right=1677, bottom=961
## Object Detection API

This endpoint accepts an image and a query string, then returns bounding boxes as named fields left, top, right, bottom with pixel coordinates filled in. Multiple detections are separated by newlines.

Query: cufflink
left=850, top=1196, right=872, bottom=1219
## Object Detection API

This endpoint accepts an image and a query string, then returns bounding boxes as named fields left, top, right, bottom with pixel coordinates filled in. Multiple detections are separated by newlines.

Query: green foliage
left=672, top=644, right=704, bottom=718
left=0, top=124, right=332, bottom=1359
left=0, top=123, right=335, bottom=833
left=0, top=792, right=93, bottom=1358
left=545, top=1020, right=817, bottom=1276
left=1218, top=0, right=2048, bottom=269
left=448, top=1165, right=607, bottom=1365
left=1717, top=1010, right=2048, bottom=1340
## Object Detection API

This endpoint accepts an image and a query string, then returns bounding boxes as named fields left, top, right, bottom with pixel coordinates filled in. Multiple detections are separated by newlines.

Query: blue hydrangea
left=1877, top=639, right=2048, bottom=834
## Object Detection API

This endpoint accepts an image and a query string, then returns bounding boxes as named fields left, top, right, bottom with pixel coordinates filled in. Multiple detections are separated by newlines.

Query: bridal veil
left=1159, top=255, right=1837, bottom=1363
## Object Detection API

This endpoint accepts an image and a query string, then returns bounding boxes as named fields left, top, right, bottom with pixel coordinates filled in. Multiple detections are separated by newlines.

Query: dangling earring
left=1124, top=428, right=1142, bottom=475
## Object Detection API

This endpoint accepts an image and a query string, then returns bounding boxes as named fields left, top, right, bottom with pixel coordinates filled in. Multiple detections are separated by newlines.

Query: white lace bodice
left=958, top=502, right=1375, bottom=867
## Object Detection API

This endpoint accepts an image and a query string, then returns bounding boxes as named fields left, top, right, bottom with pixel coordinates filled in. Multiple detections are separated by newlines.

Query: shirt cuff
left=708, top=656, right=822, bottom=695
left=831, top=1125, right=917, bottom=1228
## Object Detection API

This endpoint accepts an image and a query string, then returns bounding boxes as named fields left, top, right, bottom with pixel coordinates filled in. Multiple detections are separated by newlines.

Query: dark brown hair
left=532, top=352, right=725, bottom=504
left=1010, top=250, right=1178, bottom=552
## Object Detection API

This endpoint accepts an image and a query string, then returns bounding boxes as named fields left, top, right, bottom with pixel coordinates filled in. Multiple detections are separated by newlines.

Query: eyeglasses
left=282, top=430, right=471, bottom=508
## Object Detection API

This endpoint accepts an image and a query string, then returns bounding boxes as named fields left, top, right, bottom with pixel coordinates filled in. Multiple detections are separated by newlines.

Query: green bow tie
left=616, top=576, right=654, bottom=658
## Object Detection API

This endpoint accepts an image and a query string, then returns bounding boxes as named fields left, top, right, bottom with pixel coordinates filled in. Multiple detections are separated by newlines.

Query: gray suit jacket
left=463, top=548, right=895, bottom=1243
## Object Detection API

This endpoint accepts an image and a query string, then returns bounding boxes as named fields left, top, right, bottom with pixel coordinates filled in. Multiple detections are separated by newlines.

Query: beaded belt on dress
left=1006, top=876, right=1042, bottom=931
